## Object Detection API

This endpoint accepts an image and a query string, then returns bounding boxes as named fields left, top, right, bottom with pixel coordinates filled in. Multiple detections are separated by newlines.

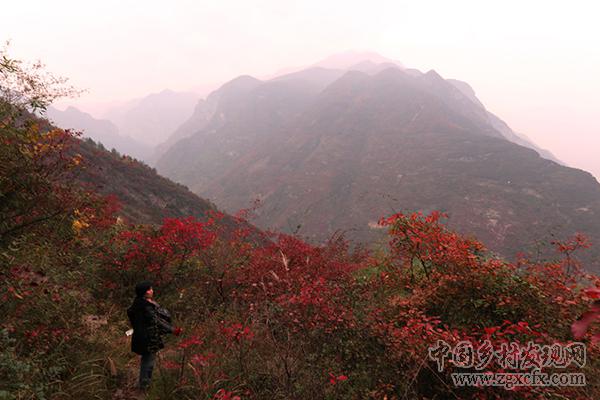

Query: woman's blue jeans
left=139, top=352, right=156, bottom=389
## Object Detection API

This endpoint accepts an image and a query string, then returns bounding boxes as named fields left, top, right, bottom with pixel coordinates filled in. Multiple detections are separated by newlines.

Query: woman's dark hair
left=135, top=281, right=153, bottom=298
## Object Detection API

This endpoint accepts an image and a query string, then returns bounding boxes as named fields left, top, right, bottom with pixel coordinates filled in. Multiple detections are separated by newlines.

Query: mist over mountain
left=102, top=89, right=198, bottom=147
left=313, top=50, right=404, bottom=70
left=155, top=61, right=600, bottom=270
left=263, top=50, right=404, bottom=80
left=446, top=79, right=562, bottom=165
left=47, top=106, right=153, bottom=161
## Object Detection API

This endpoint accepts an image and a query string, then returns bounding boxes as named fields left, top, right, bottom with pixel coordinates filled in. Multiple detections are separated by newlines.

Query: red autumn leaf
left=572, top=303, right=600, bottom=339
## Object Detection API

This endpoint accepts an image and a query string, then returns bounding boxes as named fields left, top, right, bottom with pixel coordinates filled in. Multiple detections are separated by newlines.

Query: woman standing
left=127, top=281, right=182, bottom=390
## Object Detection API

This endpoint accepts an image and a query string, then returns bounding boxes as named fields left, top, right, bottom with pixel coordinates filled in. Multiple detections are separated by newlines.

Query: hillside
left=156, top=65, right=600, bottom=271
left=75, top=139, right=217, bottom=224
left=21, top=108, right=248, bottom=234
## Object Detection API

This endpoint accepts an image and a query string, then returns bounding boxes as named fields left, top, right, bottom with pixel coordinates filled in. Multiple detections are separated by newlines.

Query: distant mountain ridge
left=312, top=50, right=404, bottom=70
left=149, top=77, right=262, bottom=165
left=47, top=106, right=153, bottom=161
left=160, top=59, right=558, bottom=167
left=155, top=59, right=600, bottom=271
left=103, top=89, right=198, bottom=147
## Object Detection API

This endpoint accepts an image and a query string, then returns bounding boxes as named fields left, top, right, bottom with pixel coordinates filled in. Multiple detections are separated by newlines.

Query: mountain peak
left=209, top=75, right=264, bottom=103
left=424, top=69, right=445, bottom=81
left=220, top=75, right=262, bottom=91
left=348, top=60, right=403, bottom=75
left=313, top=50, right=403, bottom=70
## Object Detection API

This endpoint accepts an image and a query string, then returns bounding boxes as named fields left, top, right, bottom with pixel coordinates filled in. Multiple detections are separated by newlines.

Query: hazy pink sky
left=3, top=0, right=599, bottom=178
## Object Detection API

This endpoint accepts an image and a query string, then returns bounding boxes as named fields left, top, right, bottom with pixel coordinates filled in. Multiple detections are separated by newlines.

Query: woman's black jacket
left=127, top=297, right=174, bottom=355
